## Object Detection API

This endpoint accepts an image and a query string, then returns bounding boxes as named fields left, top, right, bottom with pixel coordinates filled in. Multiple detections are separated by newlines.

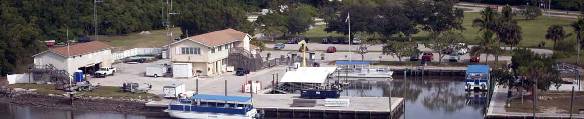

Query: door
left=173, top=64, right=191, bottom=78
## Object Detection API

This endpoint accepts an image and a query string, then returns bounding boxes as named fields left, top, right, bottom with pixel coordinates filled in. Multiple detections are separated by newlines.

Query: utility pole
left=166, top=0, right=179, bottom=60
left=94, top=0, right=102, bottom=41
left=570, top=86, right=575, bottom=118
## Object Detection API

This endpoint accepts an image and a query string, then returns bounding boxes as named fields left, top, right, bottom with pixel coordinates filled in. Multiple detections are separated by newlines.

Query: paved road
left=264, top=43, right=514, bottom=62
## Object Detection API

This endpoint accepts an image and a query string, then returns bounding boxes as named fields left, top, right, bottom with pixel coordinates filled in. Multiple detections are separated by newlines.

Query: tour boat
left=335, top=61, right=394, bottom=78
left=464, top=65, right=490, bottom=92
left=165, top=94, right=257, bottom=119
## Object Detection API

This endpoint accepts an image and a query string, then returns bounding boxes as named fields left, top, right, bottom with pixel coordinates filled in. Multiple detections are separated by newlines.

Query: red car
left=421, top=52, right=433, bottom=62
left=470, top=56, right=480, bottom=63
left=326, top=46, right=337, bottom=53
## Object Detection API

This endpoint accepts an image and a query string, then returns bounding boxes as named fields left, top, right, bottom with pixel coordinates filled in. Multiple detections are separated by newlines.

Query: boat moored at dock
left=335, top=61, right=393, bottom=78
left=165, top=94, right=258, bottom=119
left=464, top=65, right=490, bottom=92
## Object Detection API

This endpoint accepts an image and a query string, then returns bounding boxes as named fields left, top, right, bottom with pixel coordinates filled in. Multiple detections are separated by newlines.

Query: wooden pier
left=144, top=94, right=405, bottom=119
left=253, top=94, right=404, bottom=119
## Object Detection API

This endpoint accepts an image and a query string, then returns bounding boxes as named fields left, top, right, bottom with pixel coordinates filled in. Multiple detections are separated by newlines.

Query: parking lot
left=88, top=59, right=287, bottom=97
left=87, top=43, right=513, bottom=97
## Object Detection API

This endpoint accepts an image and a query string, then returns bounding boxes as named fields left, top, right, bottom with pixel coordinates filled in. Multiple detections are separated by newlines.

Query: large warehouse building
left=32, top=41, right=114, bottom=75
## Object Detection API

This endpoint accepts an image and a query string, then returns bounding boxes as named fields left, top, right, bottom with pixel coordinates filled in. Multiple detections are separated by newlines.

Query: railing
left=169, top=104, right=251, bottom=115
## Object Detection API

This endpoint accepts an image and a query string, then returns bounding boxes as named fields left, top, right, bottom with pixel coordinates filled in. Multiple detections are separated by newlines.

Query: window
left=225, top=44, right=229, bottom=50
left=218, top=46, right=222, bottom=51
left=211, top=48, right=215, bottom=53
left=181, top=47, right=200, bottom=54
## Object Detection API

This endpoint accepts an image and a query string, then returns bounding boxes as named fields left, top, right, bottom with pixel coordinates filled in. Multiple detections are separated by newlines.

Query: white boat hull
left=337, top=71, right=393, bottom=78
left=166, top=109, right=257, bottom=119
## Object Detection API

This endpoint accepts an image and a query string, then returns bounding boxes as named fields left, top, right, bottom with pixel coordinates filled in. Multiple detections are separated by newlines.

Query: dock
left=253, top=94, right=404, bottom=119
left=391, top=66, right=466, bottom=76
left=486, top=86, right=584, bottom=119
left=145, top=94, right=405, bottom=119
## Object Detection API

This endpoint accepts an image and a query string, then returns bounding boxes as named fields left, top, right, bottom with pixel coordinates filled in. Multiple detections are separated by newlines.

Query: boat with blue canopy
left=165, top=94, right=257, bottom=119
left=465, top=65, right=490, bottom=92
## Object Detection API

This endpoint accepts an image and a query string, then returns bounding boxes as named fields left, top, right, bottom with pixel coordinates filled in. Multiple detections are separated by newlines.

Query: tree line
left=0, top=0, right=266, bottom=75
left=462, top=0, right=584, bottom=12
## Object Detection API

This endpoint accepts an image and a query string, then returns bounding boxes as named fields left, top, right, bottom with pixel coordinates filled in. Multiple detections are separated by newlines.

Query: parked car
left=287, top=38, right=298, bottom=44
left=235, top=68, right=250, bottom=76
left=470, top=56, right=480, bottom=63
left=445, top=54, right=461, bottom=62
left=321, top=37, right=330, bottom=44
left=351, top=37, right=361, bottom=44
left=338, top=39, right=349, bottom=44
left=287, top=36, right=307, bottom=44
left=330, top=38, right=339, bottom=44
left=326, top=46, right=337, bottom=53
left=421, top=52, right=434, bottom=62
left=94, top=67, right=117, bottom=78
left=409, top=53, right=420, bottom=61
left=273, top=43, right=285, bottom=50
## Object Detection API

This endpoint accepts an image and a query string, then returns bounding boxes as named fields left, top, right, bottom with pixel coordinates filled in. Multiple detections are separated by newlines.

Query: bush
left=556, top=39, right=577, bottom=53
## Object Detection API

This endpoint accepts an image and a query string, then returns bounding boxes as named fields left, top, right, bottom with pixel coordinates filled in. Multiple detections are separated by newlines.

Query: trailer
left=172, top=63, right=193, bottom=78
left=163, top=83, right=186, bottom=98
left=146, top=64, right=168, bottom=77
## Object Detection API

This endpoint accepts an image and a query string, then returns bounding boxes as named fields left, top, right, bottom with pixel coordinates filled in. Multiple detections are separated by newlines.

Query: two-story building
left=169, top=29, right=251, bottom=76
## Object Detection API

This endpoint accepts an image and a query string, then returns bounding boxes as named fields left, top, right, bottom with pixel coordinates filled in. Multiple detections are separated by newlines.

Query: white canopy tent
left=279, top=67, right=337, bottom=84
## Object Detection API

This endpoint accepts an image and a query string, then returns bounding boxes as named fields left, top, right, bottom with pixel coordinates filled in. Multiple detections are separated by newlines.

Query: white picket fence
left=112, top=48, right=163, bottom=60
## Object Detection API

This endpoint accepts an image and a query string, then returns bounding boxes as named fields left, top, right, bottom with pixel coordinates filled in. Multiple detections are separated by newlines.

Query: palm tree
left=471, top=31, right=499, bottom=63
left=501, top=5, right=513, bottom=22
left=545, top=25, right=566, bottom=50
left=473, top=7, right=498, bottom=32
left=496, top=20, right=522, bottom=50
left=572, top=17, right=584, bottom=65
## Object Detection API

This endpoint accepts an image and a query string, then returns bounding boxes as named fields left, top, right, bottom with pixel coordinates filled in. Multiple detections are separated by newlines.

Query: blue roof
left=191, top=94, right=252, bottom=102
left=336, top=61, right=370, bottom=65
left=466, top=65, right=490, bottom=73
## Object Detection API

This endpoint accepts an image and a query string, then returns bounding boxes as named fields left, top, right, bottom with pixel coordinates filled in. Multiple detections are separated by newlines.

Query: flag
left=345, top=12, right=350, bottom=23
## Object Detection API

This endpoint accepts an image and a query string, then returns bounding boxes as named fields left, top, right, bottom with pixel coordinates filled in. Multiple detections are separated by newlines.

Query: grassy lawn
left=78, top=86, right=160, bottom=100
left=8, top=84, right=160, bottom=100
left=457, top=13, right=576, bottom=48
left=98, top=28, right=181, bottom=51
left=8, top=84, right=65, bottom=95
left=304, top=25, right=344, bottom=39
left=506, top=91, right=584, bottom=113
left=301, top=13, right=576, bottom=49
left=97, top=13, right=576, bottom=51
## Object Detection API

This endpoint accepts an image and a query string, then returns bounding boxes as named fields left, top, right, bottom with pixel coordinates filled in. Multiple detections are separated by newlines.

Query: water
left=341, top=76, right=487, bottom=119
left=0, top=76, right=486, bottom=119
left=0, top=102, right=164, bottom=119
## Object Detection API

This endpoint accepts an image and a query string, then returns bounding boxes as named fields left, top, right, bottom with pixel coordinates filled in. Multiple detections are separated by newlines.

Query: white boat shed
left=32, top=41, right=113, bottom=75
left=280, top=67, right=337, bottom=84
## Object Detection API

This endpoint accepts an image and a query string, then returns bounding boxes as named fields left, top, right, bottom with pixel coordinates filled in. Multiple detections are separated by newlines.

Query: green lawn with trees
left=460, top=12, right=576, bottom=48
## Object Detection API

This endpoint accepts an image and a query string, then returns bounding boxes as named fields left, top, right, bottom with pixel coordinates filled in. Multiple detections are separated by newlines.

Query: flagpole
left=348, top=12, right=352, bottom=62
left=67, top=28, right=72, bottom=87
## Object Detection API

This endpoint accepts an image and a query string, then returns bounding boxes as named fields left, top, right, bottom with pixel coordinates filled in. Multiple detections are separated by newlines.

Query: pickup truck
left=94, top=67, right=117, bottom=78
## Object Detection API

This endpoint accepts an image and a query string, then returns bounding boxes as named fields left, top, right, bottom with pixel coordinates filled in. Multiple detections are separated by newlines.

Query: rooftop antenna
left=166, top=0, right=179, bottom=60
